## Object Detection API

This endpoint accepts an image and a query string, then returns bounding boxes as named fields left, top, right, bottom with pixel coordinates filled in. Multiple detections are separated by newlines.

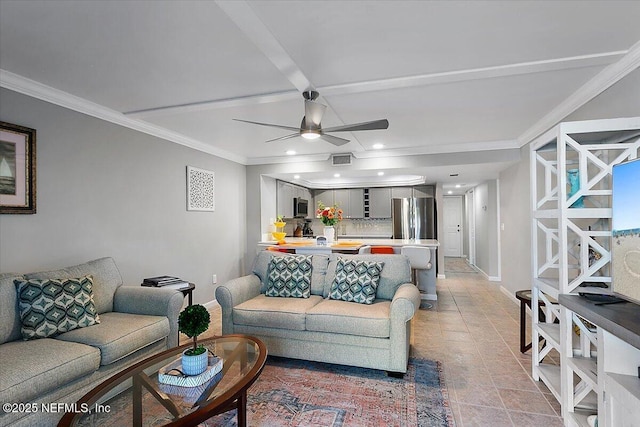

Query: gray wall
left=498, top=146, right=531, bottom=295
left=0, top=89, right=247, bottom=305
left=472, top=179, right=500, bottom=279
left=497, top=67, right=640, bottom=297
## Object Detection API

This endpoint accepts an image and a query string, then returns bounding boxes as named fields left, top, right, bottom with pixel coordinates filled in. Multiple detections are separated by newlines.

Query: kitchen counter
left=258, top=237, right=439, bottom=251
left=257, top=238, right=440, bottom=300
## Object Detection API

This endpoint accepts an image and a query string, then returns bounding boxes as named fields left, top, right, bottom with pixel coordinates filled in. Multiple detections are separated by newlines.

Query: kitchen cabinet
left=277, top=181, right=312, bottom=218
left=413, top=185, right=434, bottom=198
left=368, top=188, right=392, bottom=218
left=314, top=189, right=334, bottom=211
left=391, top=187, right=412, bottom=199
left=276, top=181, right=294, bottom=218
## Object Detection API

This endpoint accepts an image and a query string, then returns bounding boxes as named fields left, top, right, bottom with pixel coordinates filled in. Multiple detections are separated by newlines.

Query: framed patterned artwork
left=187, top=166, right=215, bottom=211
left=1, top=121, right=36, bottom=214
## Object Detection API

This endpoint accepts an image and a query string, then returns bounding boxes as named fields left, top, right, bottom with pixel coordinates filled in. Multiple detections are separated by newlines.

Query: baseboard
left=477, top=267, right=501, bottom=282
left=500, top=286, right=519, bottom=306
left=437, top=273, right=446, bottom=279
left=203, top=299, right=220, bottom=309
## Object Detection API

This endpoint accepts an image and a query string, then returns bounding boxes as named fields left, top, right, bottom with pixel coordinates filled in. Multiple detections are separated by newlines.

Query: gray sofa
left=0, top=257, right=184, bottom=427
left=215, top=251, right=421, bottom=375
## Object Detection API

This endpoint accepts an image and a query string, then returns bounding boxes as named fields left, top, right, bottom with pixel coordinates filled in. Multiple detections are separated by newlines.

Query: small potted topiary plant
left=178, top=304, right=211, bottom=376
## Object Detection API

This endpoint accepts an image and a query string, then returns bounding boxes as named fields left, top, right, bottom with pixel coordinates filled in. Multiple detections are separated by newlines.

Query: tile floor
left=187, top=257, right=564, bottom=427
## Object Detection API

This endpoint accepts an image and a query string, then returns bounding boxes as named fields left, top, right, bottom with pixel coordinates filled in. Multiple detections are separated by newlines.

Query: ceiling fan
left=233, top=90, right=389, bottom=146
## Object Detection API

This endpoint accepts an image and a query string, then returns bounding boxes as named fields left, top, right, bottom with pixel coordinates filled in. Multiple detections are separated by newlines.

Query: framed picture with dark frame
left=0, top=121, right=37, bottom=214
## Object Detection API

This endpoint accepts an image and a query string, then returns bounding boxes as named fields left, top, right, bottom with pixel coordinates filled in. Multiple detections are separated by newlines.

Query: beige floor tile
left=457, top=403, right=513, bottom=427
left=498, top=388, right=556, bottom=415
left=507, top=410, right=564, bottom=427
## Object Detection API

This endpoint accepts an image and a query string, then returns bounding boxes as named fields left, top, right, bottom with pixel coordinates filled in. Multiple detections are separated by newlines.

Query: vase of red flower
left=316, top=201, right=343, bottom=244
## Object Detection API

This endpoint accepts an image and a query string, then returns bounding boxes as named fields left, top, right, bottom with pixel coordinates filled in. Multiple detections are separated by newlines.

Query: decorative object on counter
left=316, top=236, right=328, bottom=246
left=273, top=216, right=287, bottom=241
left=567, top=168, right=584, bottom=208
left=186, top=166, right=215, bottom=212
left=316, top=201, right=343, bottom=243
left=178, top=304, right=211, bottom=376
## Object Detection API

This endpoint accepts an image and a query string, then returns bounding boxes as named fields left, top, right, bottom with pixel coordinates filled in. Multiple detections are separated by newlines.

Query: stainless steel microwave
left=293, top=198, right=309, bottom=217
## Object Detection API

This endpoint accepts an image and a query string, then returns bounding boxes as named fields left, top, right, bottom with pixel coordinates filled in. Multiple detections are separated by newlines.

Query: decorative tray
left=158, top=355, right=223, bottom=387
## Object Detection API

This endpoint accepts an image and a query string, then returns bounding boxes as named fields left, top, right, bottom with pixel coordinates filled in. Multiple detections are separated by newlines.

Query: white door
left=443, top=196, right=463, bottom=257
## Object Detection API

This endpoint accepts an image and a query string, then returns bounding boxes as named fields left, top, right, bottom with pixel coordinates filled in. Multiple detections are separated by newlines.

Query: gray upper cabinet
left=333, top=189, right=363, bottom=218
left=391, top=187, right=413, bottom=199
left=413, top=185, right=435, bottom=198
left=314, top=189, right=334, bottom=211
left=277, top=181, right=294, bottom=218
left=368, top=188, right=392, bottom=218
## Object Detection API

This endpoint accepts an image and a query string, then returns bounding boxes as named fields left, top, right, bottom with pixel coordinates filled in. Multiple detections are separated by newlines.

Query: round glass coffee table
left=58, top=335, right=267, bottom=427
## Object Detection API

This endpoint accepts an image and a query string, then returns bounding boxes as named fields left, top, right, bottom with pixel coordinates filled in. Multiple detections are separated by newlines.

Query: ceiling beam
left=518, top=39, right=640, bottom=146
left=125, top=50, right=625, bottom=119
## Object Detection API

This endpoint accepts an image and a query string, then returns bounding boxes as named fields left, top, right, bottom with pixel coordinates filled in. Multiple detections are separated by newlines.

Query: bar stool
left=400, top=246, right=432, bottom=286
left=370, top=246, right=395, bottom=254
left=358, top=245, right=372, bottom=254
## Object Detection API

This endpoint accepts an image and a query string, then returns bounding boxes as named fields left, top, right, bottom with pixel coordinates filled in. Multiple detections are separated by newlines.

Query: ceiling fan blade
left=322, top=119, right=389, bottom=133
left=304, top=100, right=326, bottom=127
left=320, top=134, right=350, bottom=146
left=233, top=118, right=299, bottom=132
left=265, top=133, right=300, bottom=143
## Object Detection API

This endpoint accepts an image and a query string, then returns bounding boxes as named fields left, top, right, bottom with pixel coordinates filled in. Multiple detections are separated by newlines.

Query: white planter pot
left=181, top=348, right=208, bottom=376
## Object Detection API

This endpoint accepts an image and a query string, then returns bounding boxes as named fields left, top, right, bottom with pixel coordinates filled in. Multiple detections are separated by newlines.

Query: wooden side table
left=515, top=289, right=555, bottom=353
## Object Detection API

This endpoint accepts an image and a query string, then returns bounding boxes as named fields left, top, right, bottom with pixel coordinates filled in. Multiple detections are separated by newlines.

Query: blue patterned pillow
left=329, top=258, right=384, bottom=304
left=14, top=276, right=100, bottom=340
left=265, top=255, right=313, bottom=298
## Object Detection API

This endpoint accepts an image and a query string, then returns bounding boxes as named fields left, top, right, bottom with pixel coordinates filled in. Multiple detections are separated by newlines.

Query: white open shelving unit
left=530, top=117, right=640, bottom=427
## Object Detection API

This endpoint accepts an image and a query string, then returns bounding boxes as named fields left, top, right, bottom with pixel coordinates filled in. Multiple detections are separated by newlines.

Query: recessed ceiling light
left=377, top=171, right=384, bottom=176
left=334, top=173, right=340, bottom=178
left=294, top=175, right=300, bottom=179
left=286, top=150, right=296, bottom=155
left=447, top=190, right=453, bottom=194
left=372, top=143, right=384, bottom=149
left=455, top=184, right=461, bottom=188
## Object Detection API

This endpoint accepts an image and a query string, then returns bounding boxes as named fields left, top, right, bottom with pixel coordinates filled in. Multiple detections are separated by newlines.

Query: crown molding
left=0, top=69, right=248, bottom=165
left=518, top=40, right=640, bottom=146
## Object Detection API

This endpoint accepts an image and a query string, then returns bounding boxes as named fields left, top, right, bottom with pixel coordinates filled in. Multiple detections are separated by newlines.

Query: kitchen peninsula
left=257, top=238, right=440, bottom=299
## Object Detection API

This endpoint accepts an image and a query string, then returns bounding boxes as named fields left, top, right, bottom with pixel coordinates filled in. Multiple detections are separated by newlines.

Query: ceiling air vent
left=332, top=154, right=352, bottom=166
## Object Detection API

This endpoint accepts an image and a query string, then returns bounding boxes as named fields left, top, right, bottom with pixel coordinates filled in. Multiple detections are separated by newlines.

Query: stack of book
left=142, top=276, right=190, bottom=290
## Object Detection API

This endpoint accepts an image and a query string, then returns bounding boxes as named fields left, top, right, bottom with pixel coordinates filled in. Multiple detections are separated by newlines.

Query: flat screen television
left=611, top=157, right=640, bottom=304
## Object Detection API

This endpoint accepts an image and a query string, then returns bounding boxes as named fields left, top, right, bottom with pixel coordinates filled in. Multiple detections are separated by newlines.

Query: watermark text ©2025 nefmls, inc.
left=3, top=402, right=111, bottom=414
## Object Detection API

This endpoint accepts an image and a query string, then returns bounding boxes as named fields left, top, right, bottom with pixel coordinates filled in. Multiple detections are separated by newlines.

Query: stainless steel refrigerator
left=392, top=197, right=437, bottom=239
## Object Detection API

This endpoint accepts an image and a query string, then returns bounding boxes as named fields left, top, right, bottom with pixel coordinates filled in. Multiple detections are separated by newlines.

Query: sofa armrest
left=390, top=283, right=421, bottom=321
left=113, top=286, right=184, bottom=348
left=215, top=275, right=261, bottom=335
left=388, top=283, right=421, bottom=372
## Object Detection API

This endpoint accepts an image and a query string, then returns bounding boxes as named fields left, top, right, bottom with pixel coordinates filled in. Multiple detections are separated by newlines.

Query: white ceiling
left=1, top=1, right=639, bottom=192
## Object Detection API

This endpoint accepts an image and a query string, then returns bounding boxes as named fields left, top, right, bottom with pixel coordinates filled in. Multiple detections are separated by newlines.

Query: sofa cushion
left=306, top=299, right=391, bottom=338
left=0, top=273, right=23, bottom=344
left=253, top=251, right=329, bottom=296
left=54, top=311, right=169, bottom=365
left=14, top=276, right=100, bottom=340
left=265, top=255, right=313, bottom=298
left=328, top=257, right=384, bottom=305
left=0, top=338, right=100, bottom=405
left=324, top=254, right=411, bottom=300
left=24, top=257, right=123, bottom=314
left=233, top=294, right=323, bottom=331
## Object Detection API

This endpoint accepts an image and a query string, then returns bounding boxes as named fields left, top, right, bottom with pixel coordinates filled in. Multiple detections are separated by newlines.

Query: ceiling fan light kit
left=234, top=91, right=389, bottom=146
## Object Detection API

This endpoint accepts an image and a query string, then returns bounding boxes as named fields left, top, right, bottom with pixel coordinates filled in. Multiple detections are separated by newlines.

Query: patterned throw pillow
left=14, top=276, right=100, bottom=340
left=329, top=258, right=385, bottom=304
left=265, top=255, right=313, bottom=298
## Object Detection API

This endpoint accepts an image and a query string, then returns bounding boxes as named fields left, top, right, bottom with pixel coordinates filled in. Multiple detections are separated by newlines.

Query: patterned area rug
left=208, top=357, right=454, bottom=427
left=84, top=357, right=454, bottom=427
left=444, top=257, right=477, bottom=273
